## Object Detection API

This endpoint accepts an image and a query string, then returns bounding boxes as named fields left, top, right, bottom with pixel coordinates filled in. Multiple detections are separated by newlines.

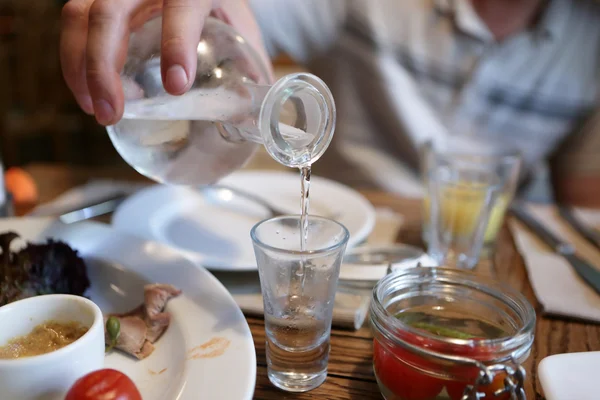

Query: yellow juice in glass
left=424, top=186, right=508, bottom=244
left=483, top=194, right=509, bottom=243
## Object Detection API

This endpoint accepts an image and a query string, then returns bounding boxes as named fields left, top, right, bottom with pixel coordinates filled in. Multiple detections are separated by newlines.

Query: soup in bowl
left=0, top=294, right=105, bottom=400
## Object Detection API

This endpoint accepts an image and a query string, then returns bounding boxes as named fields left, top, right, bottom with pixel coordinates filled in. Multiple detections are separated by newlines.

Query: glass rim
left=434, top=154, right=522, bottom=171
left=370, top=267, right=536, bottom=363
left=424, top=139, right=523, bottom=163
left=250, top=214, right=350, bottom=256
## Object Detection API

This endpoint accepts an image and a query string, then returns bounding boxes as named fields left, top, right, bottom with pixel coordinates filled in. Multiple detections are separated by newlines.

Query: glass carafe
left=107, top=17, right=336, bottom=185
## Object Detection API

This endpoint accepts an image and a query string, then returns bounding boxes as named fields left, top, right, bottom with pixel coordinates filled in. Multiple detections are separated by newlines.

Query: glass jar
left=370, top=267, right=535, bottom=400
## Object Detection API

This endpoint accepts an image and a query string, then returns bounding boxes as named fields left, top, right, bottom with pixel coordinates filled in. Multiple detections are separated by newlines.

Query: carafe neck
left=218, top=73, right=336, bottom=168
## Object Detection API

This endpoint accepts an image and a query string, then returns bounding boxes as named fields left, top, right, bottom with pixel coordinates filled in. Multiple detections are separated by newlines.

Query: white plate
left=0, top=218, right=256, bottom=400
left=112, top=170, right=376, bottom=271
left=538, top=351, right=600, bottom=400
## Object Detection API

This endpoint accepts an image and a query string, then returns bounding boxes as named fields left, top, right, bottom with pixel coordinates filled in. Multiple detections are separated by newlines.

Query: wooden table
left=17, top=164, right=600, bottom=399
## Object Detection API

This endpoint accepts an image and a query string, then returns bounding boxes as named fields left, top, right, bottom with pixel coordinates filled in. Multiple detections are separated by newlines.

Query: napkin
left=509, top=205, right=600, bottom=322
left=365, top=207, right=405, bottom=245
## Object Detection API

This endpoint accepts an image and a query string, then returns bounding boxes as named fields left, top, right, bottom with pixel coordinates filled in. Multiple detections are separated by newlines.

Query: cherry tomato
left=65, top=369, right=142, bottom=400
left=446, top=371, right=509, bottom=400
left=373, top=339, right=444, bottom=400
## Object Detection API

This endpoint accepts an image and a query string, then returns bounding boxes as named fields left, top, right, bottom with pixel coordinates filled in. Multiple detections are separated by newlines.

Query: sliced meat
left=144, top=284, right=182, bottom=320
left=104, top=284, right=181, bottom=360
left=137, top=340, right=155, bottom=359
left=145, top=312, right=171, bottom=343
left=143, top=284, right=181, bottom=343
left=120, top=304, right=144, bottom=319
left=104, top=315, right=150, bottom=359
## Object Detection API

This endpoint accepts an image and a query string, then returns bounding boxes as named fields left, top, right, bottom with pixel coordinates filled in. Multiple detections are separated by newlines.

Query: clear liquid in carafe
left=108, top=84, right=315, bottom=185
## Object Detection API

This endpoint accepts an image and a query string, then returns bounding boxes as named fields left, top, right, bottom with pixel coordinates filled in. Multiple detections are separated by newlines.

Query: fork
left=200, top=184, right=341, bottom=220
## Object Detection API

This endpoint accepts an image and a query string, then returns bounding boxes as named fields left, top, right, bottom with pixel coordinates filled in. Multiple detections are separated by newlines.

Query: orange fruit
left=5, top=167, right=39, bottom=204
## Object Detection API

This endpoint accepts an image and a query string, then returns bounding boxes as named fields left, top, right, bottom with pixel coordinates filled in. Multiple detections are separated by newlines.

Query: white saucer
left=112, top=170, right=376, bottom=271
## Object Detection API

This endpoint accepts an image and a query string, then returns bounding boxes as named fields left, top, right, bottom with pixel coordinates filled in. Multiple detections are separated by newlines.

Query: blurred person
left=60, top=0, right=600, bottom=201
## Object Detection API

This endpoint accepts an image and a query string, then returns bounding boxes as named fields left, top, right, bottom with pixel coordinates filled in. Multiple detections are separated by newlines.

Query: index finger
left=60, top=0, right=95, bottom=114
left=86, top=0, right=145, bottom=125
left=160, top=0, right=215, bottom=95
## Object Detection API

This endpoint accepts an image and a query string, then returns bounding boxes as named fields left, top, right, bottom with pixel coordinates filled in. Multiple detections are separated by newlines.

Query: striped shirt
left=250, top=0, right=600, bottom=199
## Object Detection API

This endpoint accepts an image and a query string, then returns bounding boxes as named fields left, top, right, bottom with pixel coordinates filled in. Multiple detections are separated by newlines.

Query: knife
left=510, top=205, right=600, bottom=295
left=557, top=205, right=600, bottom=252
left=59, top=192, right=127, bottom=224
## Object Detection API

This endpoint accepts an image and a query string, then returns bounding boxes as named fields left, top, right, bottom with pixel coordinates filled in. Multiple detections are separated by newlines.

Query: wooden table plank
left=247, top=317, right=375, bottom=381
left=18, top=164, right=600, bottom=400
left=253, top=366, right=382, bottom=400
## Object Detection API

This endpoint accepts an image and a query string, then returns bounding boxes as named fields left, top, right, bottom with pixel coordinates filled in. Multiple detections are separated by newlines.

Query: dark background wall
left=0, top=0, right=124, bottom=168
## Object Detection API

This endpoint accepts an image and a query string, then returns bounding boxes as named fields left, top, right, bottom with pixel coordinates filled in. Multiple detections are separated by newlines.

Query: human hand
left=60, top=0, right=227, bottom=125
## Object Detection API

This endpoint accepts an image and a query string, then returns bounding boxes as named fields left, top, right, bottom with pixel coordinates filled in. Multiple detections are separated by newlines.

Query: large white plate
left=112, top=170, right=376, bottom=271
left=0, top=218, right=256, bottom=400
left=538, top=351, right=600, bottom=400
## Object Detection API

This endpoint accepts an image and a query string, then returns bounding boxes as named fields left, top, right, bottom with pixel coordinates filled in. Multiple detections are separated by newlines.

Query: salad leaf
left=0, top=232, right=89, bottom=306
left=396, top=313, right=478, bottom=340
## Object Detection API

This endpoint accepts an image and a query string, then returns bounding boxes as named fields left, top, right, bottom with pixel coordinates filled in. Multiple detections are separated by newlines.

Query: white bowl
left=0, top=295, right=105, bottom=400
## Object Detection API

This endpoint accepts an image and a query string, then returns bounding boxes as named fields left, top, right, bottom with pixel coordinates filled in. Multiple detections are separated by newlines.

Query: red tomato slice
left=373, top=339, right=445, bottom=400
left=65, top=369, right=142, bottom=400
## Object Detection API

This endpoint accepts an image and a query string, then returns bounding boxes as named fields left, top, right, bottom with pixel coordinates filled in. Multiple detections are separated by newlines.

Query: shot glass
left=421, top=140, right=521, bottom=252
left=251, top=215, right=349, bottom=392
left=426, top=161, right=500, bottom=269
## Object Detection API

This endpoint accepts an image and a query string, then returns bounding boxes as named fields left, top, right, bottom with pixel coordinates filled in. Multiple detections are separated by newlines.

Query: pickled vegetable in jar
left=370, top=267, right=535, bottom=400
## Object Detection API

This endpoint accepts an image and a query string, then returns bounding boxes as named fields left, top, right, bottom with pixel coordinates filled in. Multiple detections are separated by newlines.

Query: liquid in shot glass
left=251, top=215, right=349, bottom=392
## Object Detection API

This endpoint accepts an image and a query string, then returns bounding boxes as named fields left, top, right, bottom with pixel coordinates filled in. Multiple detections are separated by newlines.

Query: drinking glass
left=426, top=160, right=500, bottom=269
left=251, top=215, right=349, bottom=392
left=422, top=140, right=521, bottom=252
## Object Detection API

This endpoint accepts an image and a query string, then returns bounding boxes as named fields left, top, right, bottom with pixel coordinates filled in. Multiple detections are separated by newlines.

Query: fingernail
left=165, top=64, right=189, bottom=93
left=93, top=99, right=115, bottom=125
left=80, top=95, right=94, bottom=115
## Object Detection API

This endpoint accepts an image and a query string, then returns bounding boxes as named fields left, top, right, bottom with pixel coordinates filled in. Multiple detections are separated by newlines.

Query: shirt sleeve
left=249, top=0, right=347, bottom=63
